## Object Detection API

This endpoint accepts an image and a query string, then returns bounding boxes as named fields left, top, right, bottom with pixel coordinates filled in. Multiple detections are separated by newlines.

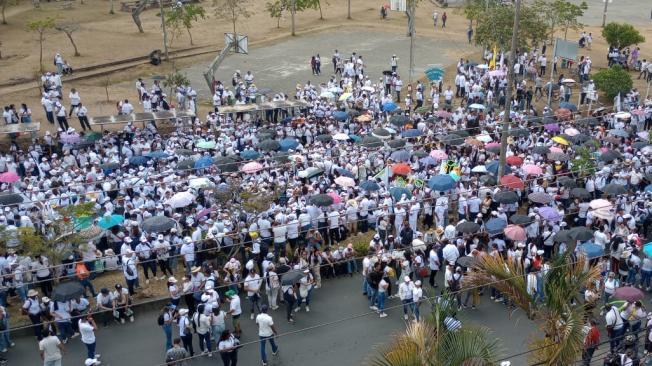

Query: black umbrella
left=557, top=176, right=577, bottom=188
left=454, top=130, right=470, bottom=138
left=0, top=193, right=23, bottom=205
left=441, top=134, right=465, bottom=146
left=141, top=216, right=177, bottom=233
left=602, top=183, right=627, bottom=195
left=510, top=214, right=533, bottom=225
left=413, top=150, right=429, bottom=158
left=633, top=141, right=650, bottom=150
left=309, top=194, right=334, bottom=207
left=532, top=146, right=550, bottom=155
left=281, top=270, right=305, bottom=286
left=387, top=139, right=406, bottom=148
left=553, top=229, right=572, bottom=243
left=390, top=115, right=409, bottom=127
left=176, top=149, right=194, bottom=156
left=372, top=128, right=391, bottom=138
left=528, top=192, right=553, bottom=204
left=52, top=281, right=84, bottom=302
left=358, top=136, right=383, bottom=148
left=315, top=134, right=333, bottom=142
left=479, top=175, right=497, bottom=185
left=214, top=157, right=239, bottom=172
left=177, top=159, right=196, bottom=170
left=457, top=256, right=477, bottom=268
left=571, top=134, right=591, bottom=144
left=570, top=187, right=591, bottom=200
left=348, top=110, right=361, bottom=117
left=548, top=152, right=569, bottom=162
left=599, top=150, right=622, bottom=163
left=257, top=139, right=281, bottom=151
left=493, top=191, right=519, bottom=204
left=100, top=162, right=120, bottom=170
left=569, top=226, right=593, bottom=241
left=509, top=128, right=529, bottom=137
left=456, top=221, right=481, bottom=234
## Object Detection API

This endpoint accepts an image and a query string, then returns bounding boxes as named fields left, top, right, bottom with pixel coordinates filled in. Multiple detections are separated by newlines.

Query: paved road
left=7, top=274, right=537, bottom=366
left=184, top=28, right=472, bottom=100
left=569, top=0, right=651, bottom=26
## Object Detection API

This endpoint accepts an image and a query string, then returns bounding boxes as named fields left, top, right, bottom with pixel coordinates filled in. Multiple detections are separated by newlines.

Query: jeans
left=248, top=294, right=261, bottom=315
left=220, top=350, right=238, bottom=366
left=377, top=291, right=386, bottom=313
left=80, top=278, right=96, bottom=297
left=44, top=359, right=62, bottom=366
left=346, top=259, right=358, bottom=274
left=126, top=278, right=136, bottom=295
left=297, top=288, right=312, bottom=307
left=626, top=268, right=638, bottom=285
left=29, top=313, right=43, bottom=340
left=411, top=302, right=421, bottom=321
left=283, top=292, right=295, bottom=321
left=609, top=327, right=624, bottom=351
left=362, top=277, right=368, bottom=294
left=162, top=324, right=172, bottom=351
left=84, top=341, right=96, bottom=359
left=401, top=299, right=412, bottom=315
left=641, top=269, right=652, bottom=288
left=16, top=285, right=27, bottom=302
left=197, top=332, right=212, bottom=353
left=57, top=321, right=73, bottom=341
left=259, top=335, right=278, bottom=364
left=368, top=287, right=377, bottom=307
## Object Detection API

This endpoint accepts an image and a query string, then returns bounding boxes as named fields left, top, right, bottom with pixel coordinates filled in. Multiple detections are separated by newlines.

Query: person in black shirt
left=367, top=263, right=383, bottom=311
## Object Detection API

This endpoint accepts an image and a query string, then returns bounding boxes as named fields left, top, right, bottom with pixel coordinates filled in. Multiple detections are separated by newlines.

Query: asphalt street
left=7, top=273, right=539, bottom=366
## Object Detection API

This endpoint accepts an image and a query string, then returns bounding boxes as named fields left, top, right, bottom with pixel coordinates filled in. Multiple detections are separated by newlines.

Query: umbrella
left=548, top=152, right=569, bottom=162
left=315, top=134, right=333, bottom=143
left=419, top=156, right=438, bottom=166
left=609, top=129, right=630, bottom=138
left=430, top=150, right=448, bottom=160
left=348, top=134, right=361, bottom=142
left=552, top=136, right=570, bottom=145
left=390, top=187, right=412, bottom=200
left=0, top=172, right=19, bottom=183
left=555, top=108, right=572, bottom=120
left=544, top=123, right=561, bottom=133
left=506, top=156, right=523, bottom=166
left=360, top=180, right=380, bottom=191
left=279, top=138, right=300, bottom=151
left=359, top=136, right=383, bottom=148
left=554, top=229, right=572, bottom=243
left=97, top=214, right=125, bottom=229
left=486, top=161, right=511, bottom=175
left=145, top=150, right=170, bottom=159
left=614, top=286, right=644, bottom=302
left=141, top=216, right=176, bottom=233
left=281, top=270, right=305, bottom=286
left=559, top=102, right=577, bottom=111
left=298, top=167, right=324, bottom=179
left=196, top=140, right=216, bottom=149
left=532, top=146, right=550, bottom=155
left=633, top=141, right=650, bottom=150
left=485, top=218, right=507, bottom=234
left=441, top=134, right=465, bottom=146
left=310, top=194, right=334, bottom=207
left=599, top=150, right=622, bottom=162
left=240, top=150, right=261, bottom=160
left=500, top=175, right=524, bottom=190
left=188, top=177, right=215, bottom=189
left=510, top=214, right=533, bottom=225
left=570, top=188, right=591, bottom=200
left=479, top=175, right=497, bottom=186
left=564, top=128, right=580, bottom=136
left=387, top=139, right=406, bottom=149
left=335, top=167, right=355, bottom=178
left=456, top=256, right=477, bottom=268
left=522, top=164, right=543, bottom=176
left=468, top=103, right=485, bottom=110
left=194, top=156, right=214, bottom=169
left=465, top=138, right=483, bottom=147
left=166, top=191, right=195, bottom=208
left=129, top=155, right=150, bottom=166
left=569, top=226, right=593, bottom=241
left=509, top=128, right=529, bottom=138
left=390, top=115, right=409, bottom=127
left=476, top=134, right=493, bottom=143
left=356, top=114, right=372, bottom=122
left=85, top=131, right=103, bottom=142
left=504, top=225, right=526, bottom=241
left=401, top=129, right=422, bottom=138
left=457, top=221, right=481, bottom=234
left=528, top=192, right=553, bottom=204
left=578, top=243, right=604, bottom=258
left=177, top=159, right=196, bottom=170
left=471, top=165, right=488, bottom=173
left=390, top=150, right=411, bottom=162
left=391, top=163, right=411, bottom=176
left=645, top=242, right=652, bottom=257
left=320, top=91, right=335, bottom=99
left=428, top=175, right=456, bottom=191
left=100, top=162, right=120, bottom=170
left=602, top=183, right=627, bottom=195
left=557, top=176, right=577, bottom=188
left=435, top=110, right=452, bottom=119
left=52, top=281, right=85, bottom=302
left=372, top=128, right=391, bottom=139
left=383, top=102, right=398, bottom=112
left=589, top=199, right=612, bottom=211
left=241, top=162, right=263, bottom=174
left=332, top=111, right=348, bottom=121
left=335, top=176, right=356, bottom=187
left=493, top=191, right=519, bottom=204
left=332, top=133, right=350, bottom=141
left=258, top=139, right=281, bottom=151
left=538, top=207, right=561, bottom=221
left=60, top=133, right=81, bottom=145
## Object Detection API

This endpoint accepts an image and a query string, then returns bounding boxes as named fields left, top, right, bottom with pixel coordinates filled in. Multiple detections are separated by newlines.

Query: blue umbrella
left=428, top=175, right=455, bottom=191
left=129, top=155, right=150, bottom=166
left=336, top=167, right=355, bottom=178
left=645, top=184, right=652, bottom=193
left=194, top=156, right=214, bottom=169
left=419, top=156, right=438, bottom=166
left=390, top=150, right=411, bottom=162
left=145, top=150, right=169, bottom=159
left=240, top=150, right=260, bottom=160
left=98, top=214, right=125, bottom=230
left=559, top=102, right=578, bottom=111
left=279, top=138, right=299, bottom=152
left=390, top=187, right=412, bottom=200
left=383, top=102, right=398, bottom=112
left=281, top=116, right=293, bottom=123
left=486, top=160, right=511, bottom=175
left=348, top=134, right=361, bottom=142
left=360, top=180, right=380, bottom=191
left=401, top=129, right=422, bottom=138
left=578, top=243, right=604, bottom=258
left=485, top=218, right=507, bottom=234
left=332, top=111, right=348, bottom=121
left=644, top=242, right=652, bottom=257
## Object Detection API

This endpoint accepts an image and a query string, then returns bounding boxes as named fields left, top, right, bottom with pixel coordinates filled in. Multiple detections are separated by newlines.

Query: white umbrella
left=561, top=78, right=576, bottom=84
left=188, top=178, right=215, bottom=189
left=591, top=208, right=614, bottom=220
left=361, top=86, right=375, bottom=92
left=320, top=91, right=335, bottom=99
left=332, top=133, right=350, bottom=141
left=476, top=134, right=493, bottom=143
left=477, top=64, right=489, bottom=69
left=471, top=165, right=487, bottom=173
left=166, top=191, right=195, bottom=208
left=468, top=103, right=485, bottom=110
left=334, top=176, right=355, bottom=187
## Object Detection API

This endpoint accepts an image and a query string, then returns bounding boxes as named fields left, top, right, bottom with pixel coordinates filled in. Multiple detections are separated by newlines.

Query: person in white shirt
left=180, top=237, right=195, bottom=273
left=244, top=268, right=262, bottom=319
left=120, top=99, right=134, bottom=115
left=193, top=304, right=213, bottom=356
left=176, top=308, right=194, bottom=356
left=412, top=280, right=423, bottom=321
left=122, top=250, right=138, bottom=295
left=442, top=241, right=459, bottom=265
left=225, top=290, right=242, bottom=337
left=39, top=329, right=64, bottom=366
left=256, top=304, right=279, bottom=366
left=398, top=276, right=414, bottom=320
left=428, top=247, right=440, bottom=288
left=78, top=315, right=100, bottom=362
left=604, top=303, right=624, bottom=352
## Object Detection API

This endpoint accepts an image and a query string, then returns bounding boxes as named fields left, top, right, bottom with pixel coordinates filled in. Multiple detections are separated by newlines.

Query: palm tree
left=463, top=253, right=600, bottom=365
left=371, top=296, right=501, bottom=366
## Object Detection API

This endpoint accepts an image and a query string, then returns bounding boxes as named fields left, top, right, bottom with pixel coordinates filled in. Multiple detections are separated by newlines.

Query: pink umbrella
left=504, top=224, right=526, bottom=241
left=195, top=207, right=215, bottom=220
left=564, top=128, right=580, bottom=136
left=488, top=70, right=506, bottom=77
left=486, top=142, right=500, bottom=150
left=549, top=146, right=563, bottom=154
left=327, top=191, right=342, bottom=204
left=429, top=150, right=448, bottom=160
left=0, top=172, right=20, bottom=183
left=334, top=176, right=355, bottom=187
left=522, top=164, right=542, bottom=176
left=435, top=110, right=452, bottom=118
left=241, top=162, right=263, bottom=174
left=59, top=132, right=81, bottom=145
left=614, top=286, right=644, bottom=302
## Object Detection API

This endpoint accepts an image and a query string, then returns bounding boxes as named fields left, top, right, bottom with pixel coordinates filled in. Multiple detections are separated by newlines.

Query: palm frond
left=529, top=305, right=587, bottom=365
left=437, top=327, right=502, bottom=366
left=370, top=321, right=437, bottom=366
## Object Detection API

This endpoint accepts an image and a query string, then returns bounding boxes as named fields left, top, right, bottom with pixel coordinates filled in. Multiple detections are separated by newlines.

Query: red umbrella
left=506, top=156, right=523, bottom=166
left=500, top=174, right=524, bottom=190
left=555, top=108, right=572, bottom=121
left=614, top=286, right=644, bottom=302
left=504, top=224, right=526, bottom=241
left=391, top=163, right=411, bottom=176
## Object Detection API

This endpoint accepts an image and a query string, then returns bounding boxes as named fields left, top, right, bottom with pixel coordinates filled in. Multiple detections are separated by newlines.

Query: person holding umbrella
left=281, top=272, right=300, bottom=323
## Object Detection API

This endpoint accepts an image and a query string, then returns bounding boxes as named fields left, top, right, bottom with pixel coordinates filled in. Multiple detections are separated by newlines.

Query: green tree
left=534, top=0, right=587, bottom=42
left=465, top=253, right=600, bottom=364
left=0, top=0, right=20, bottom=25
left=27, top=17, right=56, bottom=74
left=601, top=22, right=645, bottom=48
left=165, top=4, right=207, bottom=45
left=592, top=64, right=633, bottom=99
left=266, top=0, right=286, bottom=28
left=474, top=4, right=547, bottom=51
left=55, top=22, right=81, bottom=56
left=163, top=68, right=190, bottom=96
left=213, top=0, right=252, bottom=38
left=372, top=295, right=501, bottom=366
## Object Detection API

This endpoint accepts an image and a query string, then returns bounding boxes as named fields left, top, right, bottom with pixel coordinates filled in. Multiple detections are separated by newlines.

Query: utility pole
left=291, top=0, right=296, bottom=36
left=497, top=0, right=521, bottom=179
left=159, top=0, right=169, bottom=60
left=601, top=0, right=609, bottom=27
left=407, top=0, right=415, bottom=86
left=347, top=0, right=351, bottom=19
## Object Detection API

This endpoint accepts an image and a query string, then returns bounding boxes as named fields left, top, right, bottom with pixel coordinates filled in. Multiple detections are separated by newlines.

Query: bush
left=601, top=23, right=645, bottom=48
left=592, top=64, right=632, bottom=99
left=352, top=241, right=369, bottom=257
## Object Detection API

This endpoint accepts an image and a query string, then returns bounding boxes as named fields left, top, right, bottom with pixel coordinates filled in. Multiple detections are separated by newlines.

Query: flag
left=374, top=166, right=390, bottom=187
left=614, top=92, right=621, bottom=112
left=489, top=46, right=497, bottom=70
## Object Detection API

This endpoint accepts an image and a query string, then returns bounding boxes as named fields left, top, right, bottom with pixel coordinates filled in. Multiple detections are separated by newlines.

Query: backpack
left=450, top=273, right=461, bottom=291
left=125, top=259, right=135, bottom=277
left=157, top=313, right=165, bottom=326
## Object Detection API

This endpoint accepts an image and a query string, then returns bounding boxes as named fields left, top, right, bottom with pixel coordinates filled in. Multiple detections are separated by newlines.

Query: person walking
left=193, top=304, right=212, bottom=357
left=217, top=330, right=239, bottom=366
left=244, top=268, right=262, bottom=320
left=281, top=282, right=297, bottom=323
left=39, top=328, right=64, bottom=366
left=582, top=318, right=600, bottom=365
left=225, top=290, right=242, bottom=337
left=256, top=304, right=279, bottom=366
left=432, top=11, right=438, bottom=28
left=295, top=269, right=314, bottom=313
left=23, top=290, right=43, bottom=341
left=165, top=338, right=190, bottom=366
left=604, top=303, right=624, bottom=352
left=78, top=315, right=100, bottom=364
left=441, top=12, right=447, bottom=28
left=398, top=276, right=414, bottom=320
left=160, top=304, right=175, bottom=351
left=176, top=308, right=194, bottom=357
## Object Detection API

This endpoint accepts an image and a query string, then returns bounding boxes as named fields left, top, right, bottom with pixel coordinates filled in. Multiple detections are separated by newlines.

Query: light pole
left=601, top=0, right=610, bottom=27
left=159, top=0, right=169, bottom=60
left=291, top=0, right=296, bottom=36
left=408, top=0, right=415, bottom=87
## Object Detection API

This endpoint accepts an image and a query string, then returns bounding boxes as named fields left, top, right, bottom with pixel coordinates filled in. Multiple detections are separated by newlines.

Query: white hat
left=403, top=276, right=411, bottom=283
left=178, top=308, right=189, bottom=316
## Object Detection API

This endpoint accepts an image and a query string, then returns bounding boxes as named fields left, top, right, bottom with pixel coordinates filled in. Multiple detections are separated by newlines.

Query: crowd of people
left=0, top=40, right=651, bottom=366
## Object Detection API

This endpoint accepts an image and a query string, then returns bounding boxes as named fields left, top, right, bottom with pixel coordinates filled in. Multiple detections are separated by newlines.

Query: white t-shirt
left=244, top=274, right=262, bottom=296
left=78, top=320, right=95, bottom=344
left=39, top=336, right=62, bottom=361
left=229, top=296, right=242, bottom=316
left=256, top=313, right=275, bottom=337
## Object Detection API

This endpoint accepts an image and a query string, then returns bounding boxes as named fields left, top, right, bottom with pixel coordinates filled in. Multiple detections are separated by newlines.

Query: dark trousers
left=56, top=116, right=69, bottom=130
left=141, top=261, right=157, bottom=279
left=181, top=333, right=194, bottom=356
left=582, top=346, right=596, bottom=365
left=429, top=270, right=438, bottom=288
left=283, top=292, right=295, bottom=321
left=79, top=116, right=91, bottom=130
left=220, top=350, right=238, bottom=366
left=29, top=313, right=43, bottom=340
left=158, top=259, right=173, bottom=277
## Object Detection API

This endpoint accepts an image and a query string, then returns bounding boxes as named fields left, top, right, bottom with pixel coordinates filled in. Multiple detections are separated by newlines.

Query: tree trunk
left=276, top=16, right=280, bottom=28
left=1, top=0, right=6, bottom=25
left=347, top=0, right=351, bottom=19
left=109, top=0, right=114, bottom=14
left=131, top=0, right=148, bottom=33
left=187, top=28, right=193, bottom=45
left=318, top=0, right=323, bottom=20
left=65, top=32, right=80, bottom=56
left=291, top=0, right=295, bottom=35
left=38, top=33, right=44, bottom=74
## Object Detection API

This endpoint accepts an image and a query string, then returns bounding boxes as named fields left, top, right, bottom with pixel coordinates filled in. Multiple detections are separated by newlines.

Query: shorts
left=232, top=314, right=240, bottom=328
